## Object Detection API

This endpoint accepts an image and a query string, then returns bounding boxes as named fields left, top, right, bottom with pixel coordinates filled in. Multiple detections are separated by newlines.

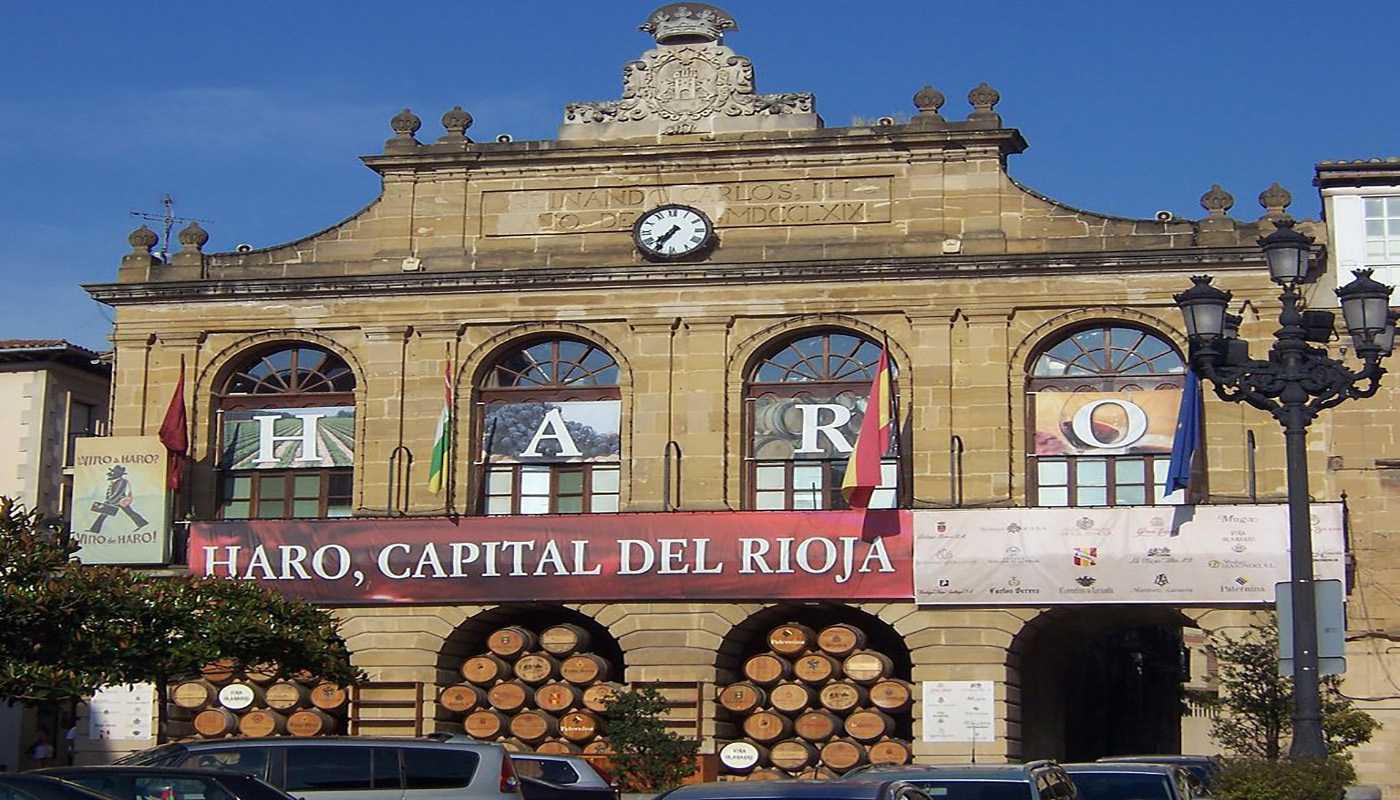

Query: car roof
left=661, top=778, right=915, bottom=799
left=852, top=763, right=1054, bottom=780
left=1095, top=756, right=1218, bottom=765
left=170, top=735, right=501, bottom=749
left=38, top=767, right=261, bottom=778
left=1063, top=763, right=1181, bottom=775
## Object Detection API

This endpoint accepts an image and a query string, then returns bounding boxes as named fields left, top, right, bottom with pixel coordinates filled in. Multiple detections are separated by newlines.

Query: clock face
left=633, top=205, right=715, bottom=260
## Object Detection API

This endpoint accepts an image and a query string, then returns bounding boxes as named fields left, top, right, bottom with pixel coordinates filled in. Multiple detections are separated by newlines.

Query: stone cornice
left=87, top=247, right=1267, bottom=307
left=360, top=126, right=1030, bottom=175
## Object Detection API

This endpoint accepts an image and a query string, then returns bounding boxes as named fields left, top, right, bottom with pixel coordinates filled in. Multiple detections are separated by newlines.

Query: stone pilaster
left=625, top=319, right=679, bottom=511
left=357, top=325, right=412, bottom=515
left=672, top=317, right=735, bottom=510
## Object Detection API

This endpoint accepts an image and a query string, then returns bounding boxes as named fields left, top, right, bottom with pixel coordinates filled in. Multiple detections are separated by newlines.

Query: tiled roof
left=0, top=339, right=110, bottom=371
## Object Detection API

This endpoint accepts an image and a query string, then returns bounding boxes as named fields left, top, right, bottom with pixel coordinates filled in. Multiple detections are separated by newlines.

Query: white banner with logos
left=913, top=504, right=1345, bottom=605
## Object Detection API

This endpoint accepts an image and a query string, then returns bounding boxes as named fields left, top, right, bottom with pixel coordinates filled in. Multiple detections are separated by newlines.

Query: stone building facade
left=87, top=4, right=1400, bottom=788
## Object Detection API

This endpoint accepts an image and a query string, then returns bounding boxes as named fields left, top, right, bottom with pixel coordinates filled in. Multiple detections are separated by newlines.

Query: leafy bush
left=1211, top=757, right=1353, bottom=800
left=602, top=685, right=699, bottom=793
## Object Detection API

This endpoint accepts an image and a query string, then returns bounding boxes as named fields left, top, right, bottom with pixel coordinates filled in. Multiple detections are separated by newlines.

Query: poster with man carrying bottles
left=72, top=435, right=170, bottom=564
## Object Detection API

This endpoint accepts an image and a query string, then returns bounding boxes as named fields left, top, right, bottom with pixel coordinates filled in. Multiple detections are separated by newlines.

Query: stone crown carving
left=561, top=4, right=818, bottom=138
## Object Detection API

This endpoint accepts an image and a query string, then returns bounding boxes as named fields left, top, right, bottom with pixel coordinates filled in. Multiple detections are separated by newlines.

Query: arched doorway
left=1013, top=607, right=1196, bottom=762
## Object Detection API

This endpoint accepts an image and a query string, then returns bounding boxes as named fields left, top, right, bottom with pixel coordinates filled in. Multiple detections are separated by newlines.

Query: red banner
left=188, top=511, right=911, bottom=604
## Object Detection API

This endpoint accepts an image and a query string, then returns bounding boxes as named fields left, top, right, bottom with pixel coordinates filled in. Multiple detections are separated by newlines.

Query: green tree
left=0, top=497, right=360, bottom=706
left=1206, top=620, right=1379, bottom=759
left=602, top=685, right=699, bottom=793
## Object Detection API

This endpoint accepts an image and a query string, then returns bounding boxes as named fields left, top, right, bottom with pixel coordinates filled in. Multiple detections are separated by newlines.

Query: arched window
left=478, top=338, right=621, bottom=515
left=745, top=331, right=898, bottom=510
left=1027, top=325, right=1186, bottom=507
left=216, top=345, right=356, bottom=519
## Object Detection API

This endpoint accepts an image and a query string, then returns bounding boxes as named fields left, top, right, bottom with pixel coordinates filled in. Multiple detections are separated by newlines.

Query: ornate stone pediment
left=560, top=4, right=819, bottom=139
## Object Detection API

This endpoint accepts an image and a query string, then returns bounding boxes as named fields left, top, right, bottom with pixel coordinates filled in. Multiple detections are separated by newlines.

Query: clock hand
left=655, top=225, right=681, bottom=246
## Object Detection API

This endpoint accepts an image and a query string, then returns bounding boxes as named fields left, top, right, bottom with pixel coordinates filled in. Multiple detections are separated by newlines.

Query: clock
left=632, top=204, right=715, bottom=261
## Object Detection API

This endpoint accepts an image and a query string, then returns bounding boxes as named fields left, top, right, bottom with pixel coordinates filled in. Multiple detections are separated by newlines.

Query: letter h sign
left=254, top=413, right=326, bottom=465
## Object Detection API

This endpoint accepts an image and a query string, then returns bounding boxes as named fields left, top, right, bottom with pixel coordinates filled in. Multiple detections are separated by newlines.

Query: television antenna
left=129, top=195, right=213, bottom=261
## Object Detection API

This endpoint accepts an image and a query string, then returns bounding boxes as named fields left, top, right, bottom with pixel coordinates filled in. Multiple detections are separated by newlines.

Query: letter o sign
left=1071, top=399, right=1148, bottom=449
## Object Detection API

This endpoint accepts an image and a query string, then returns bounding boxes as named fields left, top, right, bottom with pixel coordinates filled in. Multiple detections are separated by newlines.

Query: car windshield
left=907, top=780, right=1030, bottom=800
left=1070, top=773, right=1172, bottom=800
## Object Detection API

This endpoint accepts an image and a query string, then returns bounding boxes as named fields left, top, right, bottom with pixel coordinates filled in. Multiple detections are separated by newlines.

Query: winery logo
left=1073, top=547, right=1098, bottom=567
left=1232, top=543, right=1247, bottom=553
left=1150, top=516, right=1165, bottom=527
left=1209, top=560, right=1221, bottom=568
left=1077, top=517, right=1095, bottom=530
left=1075, top=575, right=1097, bottom=587
left=938, top=578, right=951, bottom=587
left=1006, top=523, right=1023, bottom=534
left=937, top=521, right=948, bottom=533
left=1008, top=577, right=1022, bottom=587
left=1153, top=573, right=1170, bottom=587
left=1235, top=576, right=1249, bottom=586
left=937, top=548, right=955, bottom=560
left=1006, top=546, right=1023, bottom=558
left=1146, top=547, right=1172, bottom=558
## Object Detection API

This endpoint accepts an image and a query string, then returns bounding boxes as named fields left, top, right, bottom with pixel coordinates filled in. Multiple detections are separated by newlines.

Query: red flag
left=158, top=359, right=188, bottom=490
left=841, top=348, right=892, bottom=509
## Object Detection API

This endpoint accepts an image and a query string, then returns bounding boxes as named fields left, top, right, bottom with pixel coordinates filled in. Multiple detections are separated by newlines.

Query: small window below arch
left=479, top=338, right=621, bottom=515
left=216, top=344, right=357, bottom=520
left=1027, top=326, right=1187, bottom=507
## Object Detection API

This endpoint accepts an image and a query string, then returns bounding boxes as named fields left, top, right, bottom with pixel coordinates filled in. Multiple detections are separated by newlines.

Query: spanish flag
left=841, top=347, right=892, bottom=509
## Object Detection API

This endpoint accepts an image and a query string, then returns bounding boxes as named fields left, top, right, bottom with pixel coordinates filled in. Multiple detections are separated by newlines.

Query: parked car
left=1093, top=755, right=1221, bottom=788
left=0, top=774, right=117, bottom=800
left=656, top=778, right=931, bottom=800
left=33, top=766, right=292, bottom=800
left=112, top=736, right=520, bottom=800
left=844, top=762, right=1078, bottom=800
left=510, top=753, right=616, bottom=800
left=1062, top=763, right=1202, bottom=800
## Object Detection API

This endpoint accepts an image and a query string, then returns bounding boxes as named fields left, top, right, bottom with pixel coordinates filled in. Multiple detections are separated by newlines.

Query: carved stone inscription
left=482, top=178, right=892, bottom=237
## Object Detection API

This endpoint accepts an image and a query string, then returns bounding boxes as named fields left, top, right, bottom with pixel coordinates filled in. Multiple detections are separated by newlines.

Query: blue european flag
left=1165, top=368, right=1203, bottom=494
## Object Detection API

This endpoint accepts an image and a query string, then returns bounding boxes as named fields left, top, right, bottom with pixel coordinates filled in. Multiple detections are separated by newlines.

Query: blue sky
left=4, top=1, right=1397, bottom=351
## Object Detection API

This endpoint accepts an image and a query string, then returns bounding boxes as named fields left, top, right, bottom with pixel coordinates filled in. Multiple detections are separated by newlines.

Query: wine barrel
left=816, top=624, right=867, bottom=657
left=462, top=654, right=512, bottom=684
left=841, top=651, right=894, bottom=684
left=539, top=624, right=592, bottom=656
left=581, top=682, right=621, bottom=713
left=817, top=681, right=869, bottom=713
left=239, top=709, right=287, bottom=737
left=742, top=654, right=791, bottom=686
left=792, top=653, right=840, bottom=684
left=769, top=739, right=818, bottom=771
left=171, top=680, right=217, bottom=711
left=745, top=769, right=787, bottom=782
left=795, top=766, right=839, bottom=781
left=769, top=682, right=816, bottom=715
left=582, top=741, right=612, bottom=756
left=742, top=710, right=794, bottom=743
left=536, top=739, right=582, bottom=755
left=844, top=709, right=896, bottom=742
left=497, top=737, right=529, bottom=753
left=245, top=664, right=280, bottom=684
left=193, top=708, right=239, bottom=738
left=287, top=709, right=336, bottom=737
left=535, top=682, right=583, bottom=713
left=766, top=623, right=817, bottom=656
left=868, top=679, right=914, bottom=712
left=265, top=681, right=310, bottom=711
left=793, top=710, right=842, bottom=742
left=440, top=684, right=488, bottom=714
left=487, top=626, right=539, bottom=659
left=558, top=711, right=601, bottom=742
left=309, top=683, right=349, bottom=712
left=560, top=654, right=610, bottom=684
left=465, top=709, right=510, bottom=739
left=819, top=738, right=869, bottom=771
left=509, top=709, right=560, bottom=742
left=487, top=681, right=532, bottom=713
left=515, top=654, right=560, bottom=684
left=719, top=682, right=767, bottom=715
left=718, top=740, right=767, bottom=773
left=216, top=682, right=263, bottom=711
left=200, top=660, right=237, bottom=685
left=868, top=738, right=913, bottom=766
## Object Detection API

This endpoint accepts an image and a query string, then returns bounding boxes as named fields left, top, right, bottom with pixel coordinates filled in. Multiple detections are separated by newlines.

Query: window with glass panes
left=479, top=338, right=621, bottom=515
left=1028, top=326, right=1187, bottom=507
left=1365, top=197, right=1400, bottom=264
left=746, top=331, right=898, bottom=510
left=216, top=345, right=356, bottom=520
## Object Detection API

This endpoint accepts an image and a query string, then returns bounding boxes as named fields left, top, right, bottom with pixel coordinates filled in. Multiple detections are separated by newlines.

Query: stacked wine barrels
left=717, top=623, right=914, bottom=779
left=168, top=661, right=349, bottom=739
left=440, top=624, right=617, bottom=754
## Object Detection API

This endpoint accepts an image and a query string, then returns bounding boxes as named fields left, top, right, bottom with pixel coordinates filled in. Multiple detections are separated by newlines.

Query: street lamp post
left=1174, top=219, right=1397, bottom=759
